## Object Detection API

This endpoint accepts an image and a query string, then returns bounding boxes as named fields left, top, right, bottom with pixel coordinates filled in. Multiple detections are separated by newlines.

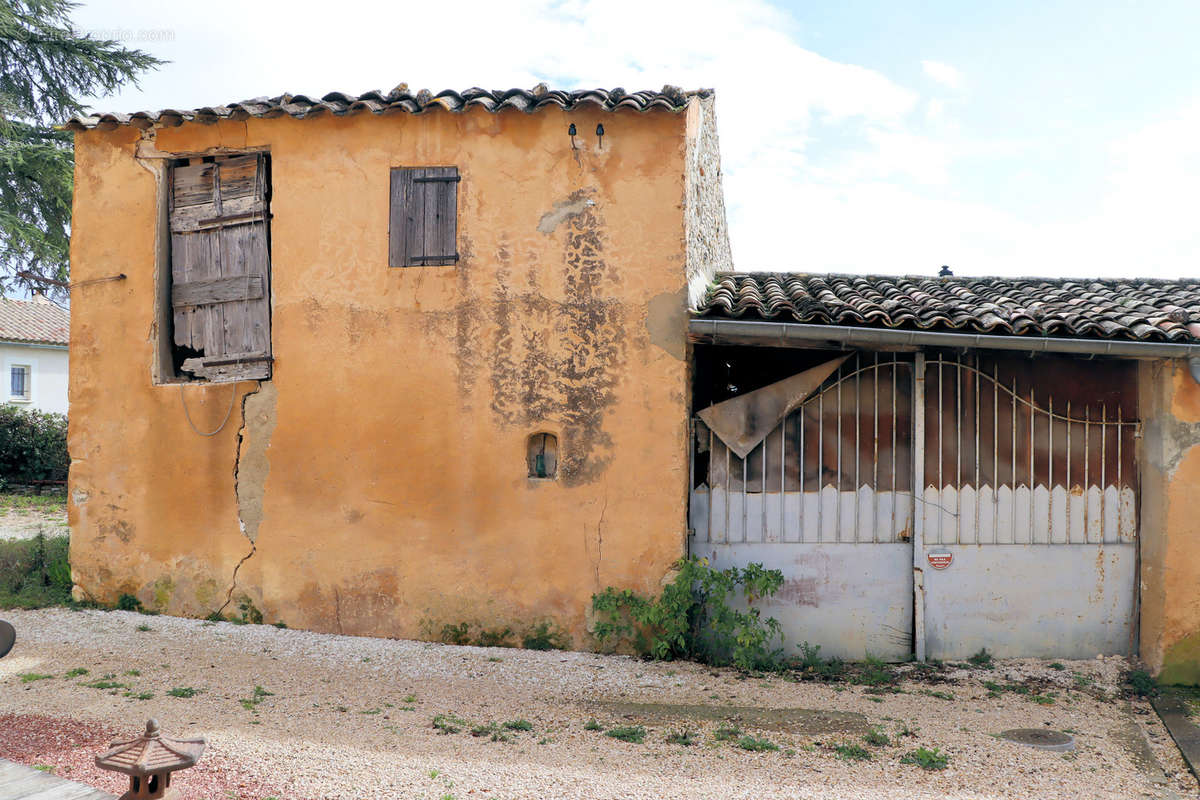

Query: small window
left=527, top=433, right=559, bottom=479
left=389, top=166, right=459, bottom=267
left=9, top=365, right=29, bottom=402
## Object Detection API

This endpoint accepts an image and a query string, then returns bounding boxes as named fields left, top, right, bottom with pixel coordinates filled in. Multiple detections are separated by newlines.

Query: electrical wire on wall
left=180, top=382, right=237, bottom=436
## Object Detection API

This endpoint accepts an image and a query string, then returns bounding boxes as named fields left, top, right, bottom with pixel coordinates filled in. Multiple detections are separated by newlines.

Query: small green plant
left=272, top=621, right=288, bottom=629
left=18, top=672, right=53, bottom=683
left=65, top=667, right=88, bottom=678
left=737, top=735, right=779, bottom=752
left=1127, top=669, right=1156, bottom=697
left=403, top=694, right=417, bottom=703
left=32, top=764, right=54, bottom=772
left=834, top=743, right=872, bottom=761
left=116, top=593, right=143, bottom=612
left=491, top=731, right=512, bottom=743
left=592, top=556, right=785, bottom=671
left=901, top=746, right=949, bottom=770
left=474, top=627, right=514, bottom=648
left=135, top=623, right=152, bottom=632
left=604, top=725, right=647, bottom=743
left=487, top=656, right=503, bottom=663
left=502, top=719, right=533, bottom=731
left=1073, top=673, right=1094, bottom=689
left=124, top=690, right=154, bottom=700
left=967, top=648, right=994, bottom=669
left=666, top=730, right=697, bottom=746
left=440, top=623, right=471, bottom=645
left=86, top=680, right=128, bottom=690
left=713, top=725, right=741, bottom=742
left=864, top=727, right=890, bottom=747
left=796, top=641, right=846, bottom=680
left=1049, top=662, right=1066, bottom=670
left=470, top=723, right=497, bottom=737
left=921, top=689, right=955, bottom=701
left=432, top=713, right=467, bottom=734
left=522, top=621, right=570, bottom=651
left=1032, top=693, right=1056, bottom=705
left=204, top=611, right=224, bottom=623
left=123, top=669, right=140, bottom=677
left=851, top=655, right=897, bottom=687
left=584, top=719, right=602, bottom=731
left=167, top=686, right=198, bottom=698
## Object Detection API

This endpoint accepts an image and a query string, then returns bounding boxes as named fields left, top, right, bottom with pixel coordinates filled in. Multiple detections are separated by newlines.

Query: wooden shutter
left=389, top=166, right=458, bottom=267
left=169, top=153, right=272, bottom=381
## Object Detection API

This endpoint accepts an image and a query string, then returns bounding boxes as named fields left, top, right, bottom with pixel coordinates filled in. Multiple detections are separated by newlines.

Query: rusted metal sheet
left=922, top=544, right=1137, bottom=659
left=690, top=540, right=913, bottom=661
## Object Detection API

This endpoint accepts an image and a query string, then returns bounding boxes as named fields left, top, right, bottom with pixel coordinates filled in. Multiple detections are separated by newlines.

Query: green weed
left=432, top=713, right=467, bottom=734
left=474, top=627, right=514, bottom=648
left=502, top=719, right=533, bottom=731
left=18, top=672, right=53, bottom=683
left=967, top=648, right=994, bottom=669
left=167, top=687, right=198, bottom=698
left=737, top=735, right=779, bottom=752
left=1049, top=662, right=1066, bottom=670
left=666, top=730, right=697, bottom=746
left=713, top=725, right=741, bottom=741
left=440, top=623, right=471, bottom=646
left=0, top=534, right=71, bottom=609
left=901, top=746, right=949, bottom=770
left=584, top=719, right=602, bottom=731
left=834, top=743, right=872, bottom=761
left=604, top=725, right=647, bottom=743
left=864, top=727, right=891, bottom=747
left=64, top=667, right=87, bottom=678
left=522, top=621, right=570, bottom=651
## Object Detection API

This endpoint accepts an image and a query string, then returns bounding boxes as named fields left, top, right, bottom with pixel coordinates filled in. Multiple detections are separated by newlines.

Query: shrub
left=440, top=622, right=470, bottom=645
left=474, top=627, right=514, bottom=648
left=116, top=593, right=143, bottom=612
left=522, top=621, right=570, bottom=651
left=0, top=405, right=68, bottom=484
left=737, top=735, right=779, bottom=752
left=591, top=556, right=785, bottom=671
left=901, top=746, right=949, bottom=770
left=1127, top=669, right=1156, bottom=697
left=0, top=534, right=71, bottom=608
left=604, top=725, right=646, bottom=743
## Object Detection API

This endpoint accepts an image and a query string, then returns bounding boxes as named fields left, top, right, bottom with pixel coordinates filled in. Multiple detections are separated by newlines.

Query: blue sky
left=72, top=0, right=1200, bottom=279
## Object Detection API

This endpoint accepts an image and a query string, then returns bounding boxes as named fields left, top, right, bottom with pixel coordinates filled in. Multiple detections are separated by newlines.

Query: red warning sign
left=927, top=551, right=953, bottom=570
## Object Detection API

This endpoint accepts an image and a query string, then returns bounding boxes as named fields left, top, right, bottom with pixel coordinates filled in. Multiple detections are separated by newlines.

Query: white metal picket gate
left=689, top=351, right=1140, bottom=660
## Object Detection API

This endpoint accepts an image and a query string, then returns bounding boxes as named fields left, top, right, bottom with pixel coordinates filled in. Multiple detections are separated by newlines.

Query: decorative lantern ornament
left=96, top=719, right=206, bottom=800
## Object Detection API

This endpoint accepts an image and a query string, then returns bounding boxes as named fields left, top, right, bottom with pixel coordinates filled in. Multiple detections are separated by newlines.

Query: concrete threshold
left=0, top=758, right=114, bottom=800
left=1151, top=691, right=1200, bottom=783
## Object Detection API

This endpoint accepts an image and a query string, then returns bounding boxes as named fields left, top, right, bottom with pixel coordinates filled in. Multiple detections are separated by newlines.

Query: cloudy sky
left=72, top=0, right=1200, bottom=279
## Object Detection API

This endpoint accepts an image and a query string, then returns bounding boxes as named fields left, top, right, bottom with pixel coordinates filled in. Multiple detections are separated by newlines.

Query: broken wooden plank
left=171, top=275, right=263, bottom=307
left=180, top=352, right=271, bottom=382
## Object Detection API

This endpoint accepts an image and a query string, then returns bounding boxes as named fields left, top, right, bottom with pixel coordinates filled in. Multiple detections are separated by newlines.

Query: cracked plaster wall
left=1139, top=360, right=1200, bottom=682
left=67, top=103, right=697, bottom=645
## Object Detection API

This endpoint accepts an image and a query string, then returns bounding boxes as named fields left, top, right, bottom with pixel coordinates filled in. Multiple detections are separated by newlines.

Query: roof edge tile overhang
left=64, top=84, right=713, bottom=132
left=689, top=317, right=1200, bottom=360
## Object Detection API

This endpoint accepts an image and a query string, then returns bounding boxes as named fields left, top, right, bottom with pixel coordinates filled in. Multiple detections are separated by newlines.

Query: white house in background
left=0, top=296, right=69, bottom=415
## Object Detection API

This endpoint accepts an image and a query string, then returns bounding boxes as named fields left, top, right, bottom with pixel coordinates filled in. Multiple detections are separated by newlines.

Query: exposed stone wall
left=684, top=95, right=733, bottom=309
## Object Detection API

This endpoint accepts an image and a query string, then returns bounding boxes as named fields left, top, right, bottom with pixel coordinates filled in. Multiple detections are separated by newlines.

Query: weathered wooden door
left=689, top=354, right=916, bottom=660
left=169, top=153, right=271, bottom=381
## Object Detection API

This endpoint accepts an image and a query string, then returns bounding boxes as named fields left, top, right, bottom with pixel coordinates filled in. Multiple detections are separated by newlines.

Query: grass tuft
left=604, top=725, right=646, bottom=743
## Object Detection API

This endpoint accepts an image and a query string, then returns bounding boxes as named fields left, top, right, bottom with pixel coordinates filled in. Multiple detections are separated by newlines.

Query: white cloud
left=65, top=0, right=1200, bottom=280
left=921, top=60, right=964, bottom=90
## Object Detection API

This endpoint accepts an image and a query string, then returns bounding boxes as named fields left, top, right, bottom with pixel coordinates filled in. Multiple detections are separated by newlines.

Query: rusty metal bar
left=1066, top=400, right=1072, bottom=543
left=1101, top=404, right=1107, bottom=543
left=1084, top=406, right=1090, bottom=542
left=1048, top=395, right=1054, bottom=545
left=913, top=351, right=927, bottom=661
left=1117, top=404, right=1123, bottom=539
left=1011, top=376, right=1017, bottom=544
left=818, top=388, right=824, bottom=542
left=873, top=353, right=879, bottom=542
left=837, top=370, right=843, bottom=542
left=708, top=426, right=713, bottom=544
left=956, top=358, right=962, bottom=545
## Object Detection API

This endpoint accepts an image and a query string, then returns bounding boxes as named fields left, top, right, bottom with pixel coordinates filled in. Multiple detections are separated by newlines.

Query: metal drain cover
left=999, top=728, right=1075, bottom=751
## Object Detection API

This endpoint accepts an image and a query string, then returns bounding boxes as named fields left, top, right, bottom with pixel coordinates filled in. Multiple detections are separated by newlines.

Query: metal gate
left=688, top=350, right=1140, bottom=661
left=689, top=353, right=916, bottom=660
left=917, top=353, right=1139, bottom=660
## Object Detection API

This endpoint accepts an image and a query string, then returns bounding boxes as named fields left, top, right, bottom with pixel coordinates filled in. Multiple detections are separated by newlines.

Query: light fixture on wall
left=595, top=123, right=605, bottom=149
left=568, top=123, right=578, bottom=150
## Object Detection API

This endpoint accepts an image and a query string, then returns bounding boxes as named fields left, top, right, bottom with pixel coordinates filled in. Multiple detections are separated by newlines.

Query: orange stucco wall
left=68, top=105, right=694, bottom=646
left=1139, top=360, right=1200, bottom=682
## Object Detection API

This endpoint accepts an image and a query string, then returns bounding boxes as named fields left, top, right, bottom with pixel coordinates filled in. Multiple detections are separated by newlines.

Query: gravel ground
left=0, top=504, right=68, bottom=541
left=0, top=608, right=1195, bottom=800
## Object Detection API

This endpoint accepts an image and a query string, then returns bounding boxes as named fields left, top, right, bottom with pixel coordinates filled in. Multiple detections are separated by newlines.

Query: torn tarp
left=697, top=355, right=849, bottom=459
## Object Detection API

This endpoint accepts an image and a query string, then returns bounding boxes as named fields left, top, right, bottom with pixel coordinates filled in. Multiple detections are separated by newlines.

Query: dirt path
left=0, top=608, right=1194, bottom=800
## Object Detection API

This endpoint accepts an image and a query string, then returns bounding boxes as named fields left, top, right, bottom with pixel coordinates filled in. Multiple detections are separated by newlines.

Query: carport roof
left=695, top=273, right=1200, bottom=344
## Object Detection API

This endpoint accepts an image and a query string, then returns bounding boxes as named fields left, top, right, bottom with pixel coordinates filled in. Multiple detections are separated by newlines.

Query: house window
left=162, top=152, right=272, bottom=383
left=527, top=433, right=558, bottom=479
left=389, top=166, right=459, bottom=267
left=9, top=365, right=29, bottom=402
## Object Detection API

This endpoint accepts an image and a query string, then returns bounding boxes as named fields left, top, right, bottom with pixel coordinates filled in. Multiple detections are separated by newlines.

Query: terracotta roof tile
left=0, top=297, right=69, bottom=346
left=65, top=84, right=710, bottom=131
left=696, top=273, right=1200, bottom=343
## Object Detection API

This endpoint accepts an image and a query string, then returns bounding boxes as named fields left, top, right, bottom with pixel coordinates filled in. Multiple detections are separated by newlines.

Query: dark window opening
left=389, top=166, right=459, bottom=267
left=163, top=152, right=273, bottom=383
left=528, top=433, right=558, bottom=479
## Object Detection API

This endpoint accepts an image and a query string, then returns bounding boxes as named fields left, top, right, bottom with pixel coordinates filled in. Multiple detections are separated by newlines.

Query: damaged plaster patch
left=537, top=191, right=596, bottom=234
left=1142, top=413, right=1200, bottom=479
left=645, top=287, right=688, bottom=361
left=235, top=381, right=278, bottom=543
